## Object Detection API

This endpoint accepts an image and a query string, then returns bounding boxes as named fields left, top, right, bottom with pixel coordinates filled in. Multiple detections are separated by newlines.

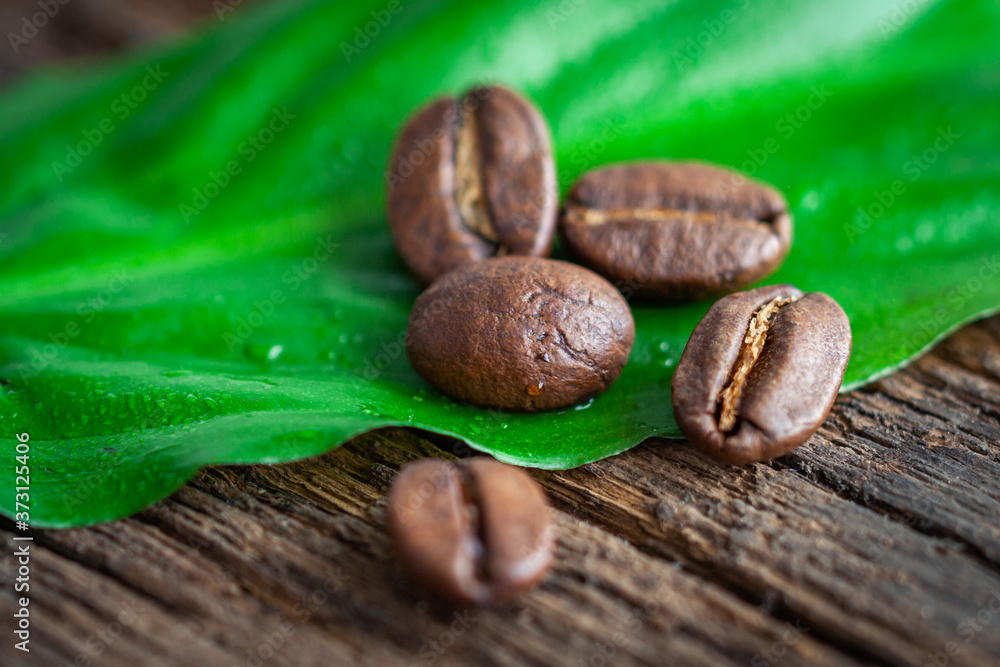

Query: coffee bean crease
left=388, top=86, right=556, bottom=285
left=387, top=458, right=556, bottom=606
left=717, top=295, right=796, bottom=432
left=671, top=284, right=851, bottom=464
left=567, top=206, right=774, bottom=231
left=455, top=99, right=499, bottom=245
left=560, top=162, right=793, bottom=300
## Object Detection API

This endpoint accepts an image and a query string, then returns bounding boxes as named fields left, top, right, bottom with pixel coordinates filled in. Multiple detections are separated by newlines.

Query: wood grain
left=2, top=3, right=1000, bottom=666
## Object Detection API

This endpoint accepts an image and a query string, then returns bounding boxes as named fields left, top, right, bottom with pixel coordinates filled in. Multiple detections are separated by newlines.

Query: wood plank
left=2, top=430, right=865, bottom=666
left=0, top=0, right=220, bottom=83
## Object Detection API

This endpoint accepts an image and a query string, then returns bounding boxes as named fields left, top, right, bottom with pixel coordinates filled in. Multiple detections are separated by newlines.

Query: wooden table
left=3, top=3, right=999, bottom=665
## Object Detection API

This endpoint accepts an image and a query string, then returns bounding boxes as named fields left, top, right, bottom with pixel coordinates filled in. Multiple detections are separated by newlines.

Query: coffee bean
left=386, top=458, right=556, bottom=606
left=560, top=162, right=792, bottom=301
left=671, top=284, right=851, bottom=464
left=387, top=85, right=558, bottom=285
left=406, top=257, right=635, bottom=411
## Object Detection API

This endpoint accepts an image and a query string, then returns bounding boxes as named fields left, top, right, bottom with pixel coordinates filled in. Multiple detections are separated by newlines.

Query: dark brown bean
left=671, top=284, right=851, bottom=465
left=560, top=161, right=792, bottom=301
left=386, top=458, right=556, bottom=606
left=406, top=257, right=635, bottom=411
left=387, top=85, right=558, bottom=285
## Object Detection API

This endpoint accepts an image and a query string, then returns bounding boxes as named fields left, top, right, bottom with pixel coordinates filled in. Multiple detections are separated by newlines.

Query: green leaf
left=2, top=0, right=999, bottom=527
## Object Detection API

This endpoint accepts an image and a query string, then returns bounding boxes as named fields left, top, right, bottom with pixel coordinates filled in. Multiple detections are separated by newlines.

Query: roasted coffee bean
left=387, top=85, right=558, bottom=285
left=560, top=161, right=792, bottom=301
left=671, top=284, right=851, bottom=465
left=406, top=257, right=635, bottom=411
left=386, top=458, right=556, bottom=606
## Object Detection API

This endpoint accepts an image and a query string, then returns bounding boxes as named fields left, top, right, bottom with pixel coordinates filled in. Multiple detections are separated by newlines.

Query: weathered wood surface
left=1, top=0, right=207, bottom=82
left=3, top=4, right=1000, bottom=666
